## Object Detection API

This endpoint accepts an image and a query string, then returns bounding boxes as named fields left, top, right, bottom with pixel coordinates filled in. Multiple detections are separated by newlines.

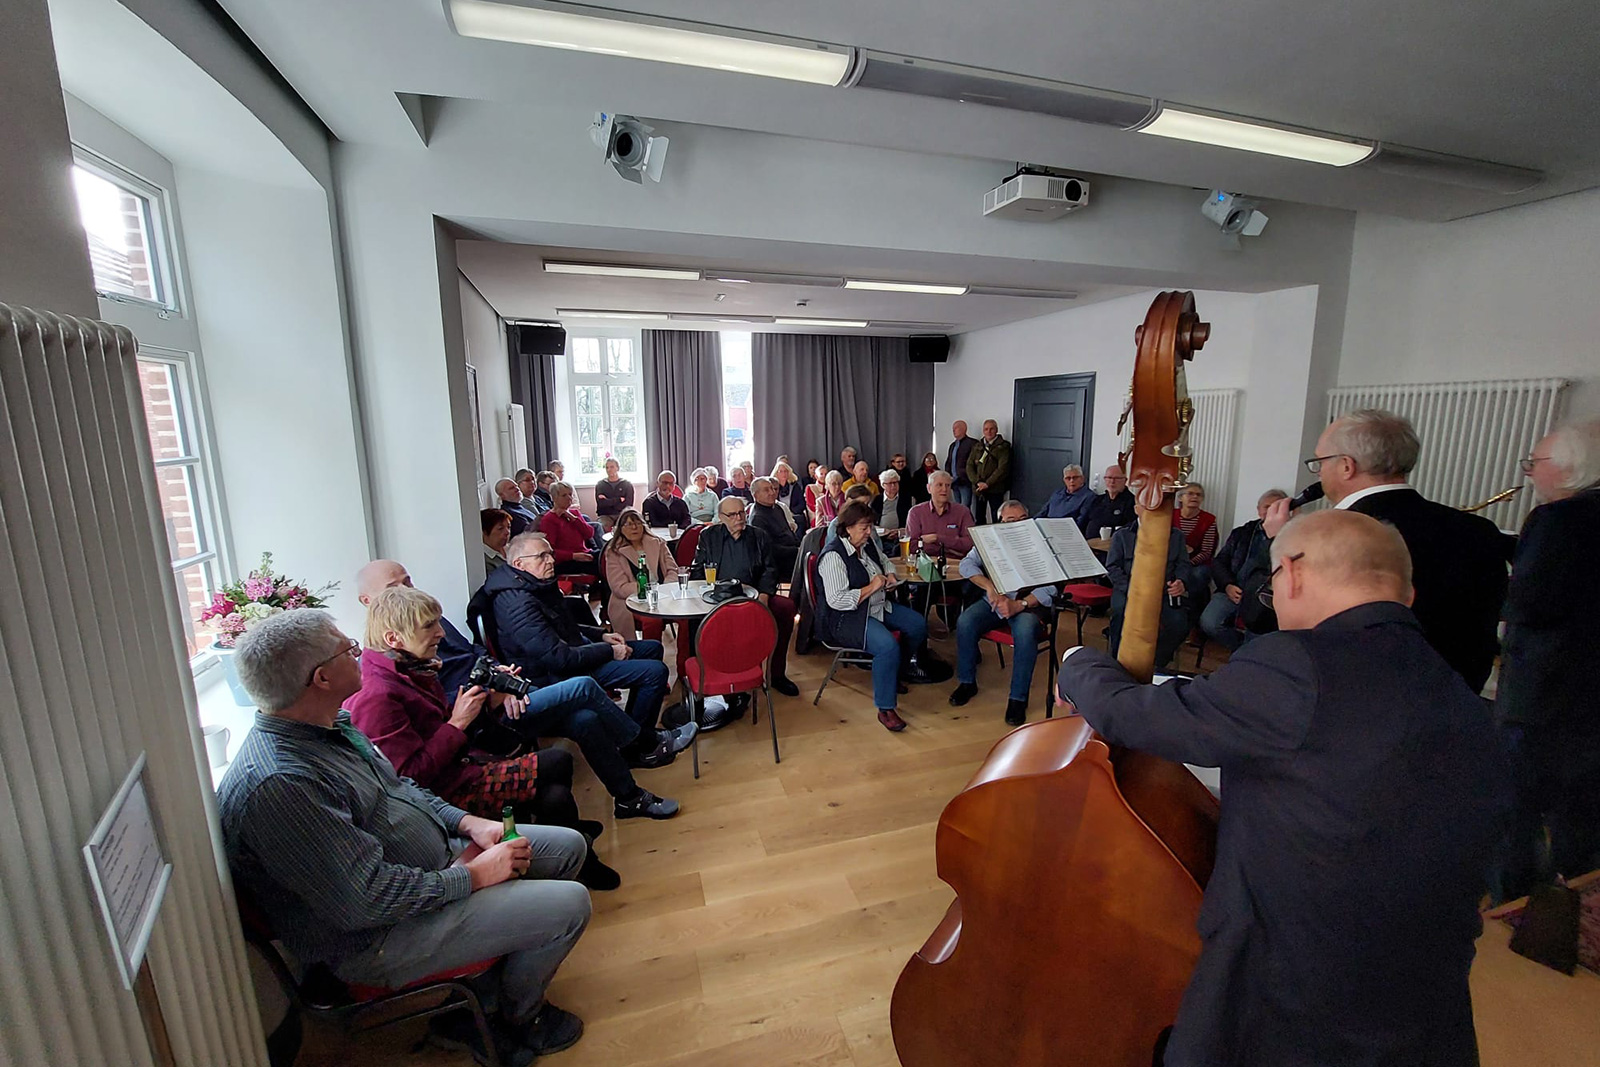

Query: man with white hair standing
left=1266, top=407, right=1509, bottom=692
left=1497, top=419, right=1600, bottom=899
left=1058, top=509, right=1509, bottom=1067
left=218, top=610, right=592, bottom=1060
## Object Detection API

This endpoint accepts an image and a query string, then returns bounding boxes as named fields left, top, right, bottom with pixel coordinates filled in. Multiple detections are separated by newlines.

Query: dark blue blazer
left=1058, top=602, right=1510, bottom=1067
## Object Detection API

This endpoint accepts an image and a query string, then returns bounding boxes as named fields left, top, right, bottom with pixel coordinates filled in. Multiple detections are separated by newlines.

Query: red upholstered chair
left=981, top=610, right=1057, bottom=716
left=680, top=597, right=779, bottom=777
left=804, top=551, right=889, bottom=706
left=1059, top=582, right=1112, bottom=645
left=236, top=890, right=504, bottom=1067
left=673, top=524, right=703, bottom=568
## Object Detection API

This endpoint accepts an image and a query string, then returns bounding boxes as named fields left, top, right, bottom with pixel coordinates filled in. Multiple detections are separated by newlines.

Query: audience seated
left=772, top=461, right=810, bottom=529
left=814, top=501, right=931, bottom=732
left=1081, top=465, right=1135, bottom=535
left=548, top=460, right=566, bottom=483
left=836, top=446, right=859, bottom=482
left=748, top=476, right=802, bottom=579
left=683, top=469, right=720, bottom=523
left=948, top=500, right=1056, bottom=726
left=482, top=508, right=511, bottom=574
left=593, top=459, right=634, bottom=531
left=842, top=460, right=881, bottom=498
left=1172, top=482, right=1220, bottom=589
left=347, top=586, right=619, bottom=890
left=905, top=471, right=975, bottom=557
left=602, top=509, right=678, bottom=642
left=362, top=561, right=678, bottom=833
left=720, top=466, right=753, bottom=502
left=690, top=496, right=800, bottom=702
left=1201, top=489, right=1286, bottom=652
left=1106, top=512, right=1195, bottom=669
left=739, top=460, right=756, bottom=484
left=495, top=478, right=543, bottom=536
left=907, top=451, right=939, bottom=506
left=530, top=471, right=556, bottom=514
left=1041, top=464, right=1094, bottom=524
left=705, top=465, right=730, bottom=495
left=642, top=471, right=692, bottom=529
left=815, top=469, right=847, bottom=523
left=537, top=482, right=599, bottom=578
left=217, top=610, right=590, bottom=1060
left=482, top=533, right=690, bottom=816
left=874, top=469, right=908, bottom=534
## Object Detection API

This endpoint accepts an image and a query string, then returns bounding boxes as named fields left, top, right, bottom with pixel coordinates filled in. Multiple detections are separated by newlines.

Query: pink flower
left=282, top=596, right=305, bottom=610
left=244, top=577, right=274, bottom=600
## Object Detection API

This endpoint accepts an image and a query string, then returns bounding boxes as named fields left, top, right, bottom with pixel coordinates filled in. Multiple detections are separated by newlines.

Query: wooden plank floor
left=294, top=617, right=1599, bottom=1066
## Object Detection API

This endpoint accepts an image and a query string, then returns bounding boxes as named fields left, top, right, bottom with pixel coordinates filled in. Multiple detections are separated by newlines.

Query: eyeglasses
left=1257, top=552, right=1305, bottom=610
left=306, top=637, right=360, bottom=685
left=1518, top=455, right=1552, bottom=474
left=513, top=550, right=554, bottom=563
left=1302, top=454, right=1349, bottom=474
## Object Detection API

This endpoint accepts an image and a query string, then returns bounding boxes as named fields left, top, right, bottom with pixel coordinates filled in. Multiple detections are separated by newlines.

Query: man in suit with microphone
left=1058, top=509, right=1509, bottom=1067
left=1265, top=408, right=1509, bottom=693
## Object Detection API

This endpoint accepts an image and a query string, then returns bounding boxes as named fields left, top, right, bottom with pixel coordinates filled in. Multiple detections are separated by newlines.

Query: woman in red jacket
left=347, top=585, right=618, bottom=889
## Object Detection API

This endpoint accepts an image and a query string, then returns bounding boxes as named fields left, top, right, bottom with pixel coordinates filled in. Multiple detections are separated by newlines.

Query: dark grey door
left=1012, top=373, right=1095, bottom=512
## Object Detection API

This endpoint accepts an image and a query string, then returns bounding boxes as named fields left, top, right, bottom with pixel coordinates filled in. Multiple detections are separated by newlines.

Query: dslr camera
left=466, top=655, right=532, bottom=699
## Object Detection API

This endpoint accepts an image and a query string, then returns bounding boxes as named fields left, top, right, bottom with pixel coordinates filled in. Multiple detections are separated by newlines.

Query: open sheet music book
left=969, top=518, right=1107, bottom=593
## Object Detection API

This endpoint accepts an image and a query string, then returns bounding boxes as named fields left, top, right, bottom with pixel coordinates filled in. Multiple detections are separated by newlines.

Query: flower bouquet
left=201, top=553, right=336, bottom=649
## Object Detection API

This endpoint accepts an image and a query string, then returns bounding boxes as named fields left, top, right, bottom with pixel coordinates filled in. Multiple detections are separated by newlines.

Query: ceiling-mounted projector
left=983, top=167, right=1090, bottom=221
left=590, top=112, right=668, bottom=184
left=1201, top=190, right=1268, bottom=237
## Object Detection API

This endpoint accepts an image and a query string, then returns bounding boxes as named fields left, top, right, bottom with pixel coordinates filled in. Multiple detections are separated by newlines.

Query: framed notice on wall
left=466, top=362, right=486, bottom=489
left=83, top=753, right=173, bottom=990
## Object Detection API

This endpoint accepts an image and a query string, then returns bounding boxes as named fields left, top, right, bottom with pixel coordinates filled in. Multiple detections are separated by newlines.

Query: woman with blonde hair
left=771, top=460, right=809, bottom=528
left=602, top=507, right=680, bottom=640
left=346, top=585, right=618, bottom=889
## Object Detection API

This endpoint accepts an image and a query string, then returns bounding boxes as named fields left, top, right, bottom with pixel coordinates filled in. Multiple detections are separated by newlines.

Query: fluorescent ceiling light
left=544, top=261, right=701, bottom=281
left=448, top=0, right=854, bottom=86
left=775, top=318, right=869, bottom=328
left=843, top=279, right=969, bottom=295
left=1137, top=106, right=1374, bottom=167
left=556, top=309, right=669, bottom=320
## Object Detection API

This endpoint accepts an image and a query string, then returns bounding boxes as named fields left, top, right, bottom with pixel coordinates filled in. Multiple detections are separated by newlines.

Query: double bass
left=890, top=292, right=1222, bottom=1067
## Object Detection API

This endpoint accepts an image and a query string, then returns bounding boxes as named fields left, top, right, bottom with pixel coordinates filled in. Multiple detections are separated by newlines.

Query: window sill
left=194, top=655, right=257, bottom=789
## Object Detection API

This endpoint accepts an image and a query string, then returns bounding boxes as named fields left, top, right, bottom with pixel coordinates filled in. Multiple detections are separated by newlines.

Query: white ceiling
left=217, top=0, right=1600, bottom=220
left=455, top=235, right=1152, bottom=333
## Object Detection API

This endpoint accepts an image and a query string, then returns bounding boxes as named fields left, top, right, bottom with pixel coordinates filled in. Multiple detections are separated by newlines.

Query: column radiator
left=0, top=305, right=266, bottom=1066
left=1186, top=388, right=1241, bottom=526
left=1326, top=377, right=1569, bottom=530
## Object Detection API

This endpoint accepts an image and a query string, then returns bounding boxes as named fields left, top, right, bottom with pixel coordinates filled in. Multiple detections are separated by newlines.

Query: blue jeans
left=952, top=484, right=975, bottom=510
left=1200, top=589, right=1246, bottom=652
left=590, top=640, right=668, bottom=733
left=956, top=599, right=1043, bottom=703
left=505, top=676, right=641, bottom=798
left=863, top=602, right=929, bottom=710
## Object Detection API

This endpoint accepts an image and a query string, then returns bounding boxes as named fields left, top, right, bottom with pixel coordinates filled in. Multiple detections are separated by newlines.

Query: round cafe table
left=889, top=556, right=965, bottom=637
left=624, top=579, right=758, bottom=622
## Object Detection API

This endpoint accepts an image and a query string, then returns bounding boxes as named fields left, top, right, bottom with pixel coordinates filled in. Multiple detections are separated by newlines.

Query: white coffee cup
left=1100, top=526, right=1113, bottom=541
left=203, top=724, right=231, bottom=769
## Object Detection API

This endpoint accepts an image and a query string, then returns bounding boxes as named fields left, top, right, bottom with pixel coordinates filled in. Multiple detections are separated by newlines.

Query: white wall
left=460, top=272, right=511, bottom=502
left=178, top=167, right=372, bottom=629
left=1340, top=189, right=1600, bottom=421
left=0, top=0, right=96, bottom=314
left=937, top=287, right=1321, bottom=528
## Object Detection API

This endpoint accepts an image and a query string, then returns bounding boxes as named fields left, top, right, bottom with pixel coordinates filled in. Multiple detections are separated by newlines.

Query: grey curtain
left=751, top=333, right=935, bottom=474
left=643, top=329, right=724, bottom=479
left=506, top=325, right=559, bottom=467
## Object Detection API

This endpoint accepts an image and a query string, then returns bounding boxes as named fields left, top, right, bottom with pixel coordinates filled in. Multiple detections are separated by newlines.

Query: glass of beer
left=899, top=533, right=911, bottom=558
left=704, top=563, right=718, bottom=584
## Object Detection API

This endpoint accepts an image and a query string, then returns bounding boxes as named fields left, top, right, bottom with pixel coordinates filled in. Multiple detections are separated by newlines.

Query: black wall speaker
left=513, top=323, right=567, bottom=357
left=909, top=334, right=951, bottom=363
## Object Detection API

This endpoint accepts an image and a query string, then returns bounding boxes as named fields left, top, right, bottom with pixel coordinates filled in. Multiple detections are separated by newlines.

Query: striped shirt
left=818, top=538, right=889, bottom=621
left=1176, top=511, right=1219, bottom=566
left=217, top=710, right=473, bottom=966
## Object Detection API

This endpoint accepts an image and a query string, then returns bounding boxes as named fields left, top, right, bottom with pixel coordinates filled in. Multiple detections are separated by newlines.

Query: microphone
left=1289, top=482, right=1325, bottom=510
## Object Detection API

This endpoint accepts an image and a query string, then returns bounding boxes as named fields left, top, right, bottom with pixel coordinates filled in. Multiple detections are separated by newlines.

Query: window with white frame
left=567, top=335, right=646, bottom=480
left=71, top=145, right=227, bottom=664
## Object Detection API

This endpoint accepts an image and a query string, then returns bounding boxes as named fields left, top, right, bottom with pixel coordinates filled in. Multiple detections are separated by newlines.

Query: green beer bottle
left=501, top=805, right=520, bottom=842
left=636, top=554, right=650, bottom=599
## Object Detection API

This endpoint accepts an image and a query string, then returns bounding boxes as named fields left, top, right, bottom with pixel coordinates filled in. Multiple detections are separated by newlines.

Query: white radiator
left=1186, top=388, right=1241, bottom=527
left=0, top=305, right=266, bottom=1066
left=1326, top=377, right=1569, bottom=530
